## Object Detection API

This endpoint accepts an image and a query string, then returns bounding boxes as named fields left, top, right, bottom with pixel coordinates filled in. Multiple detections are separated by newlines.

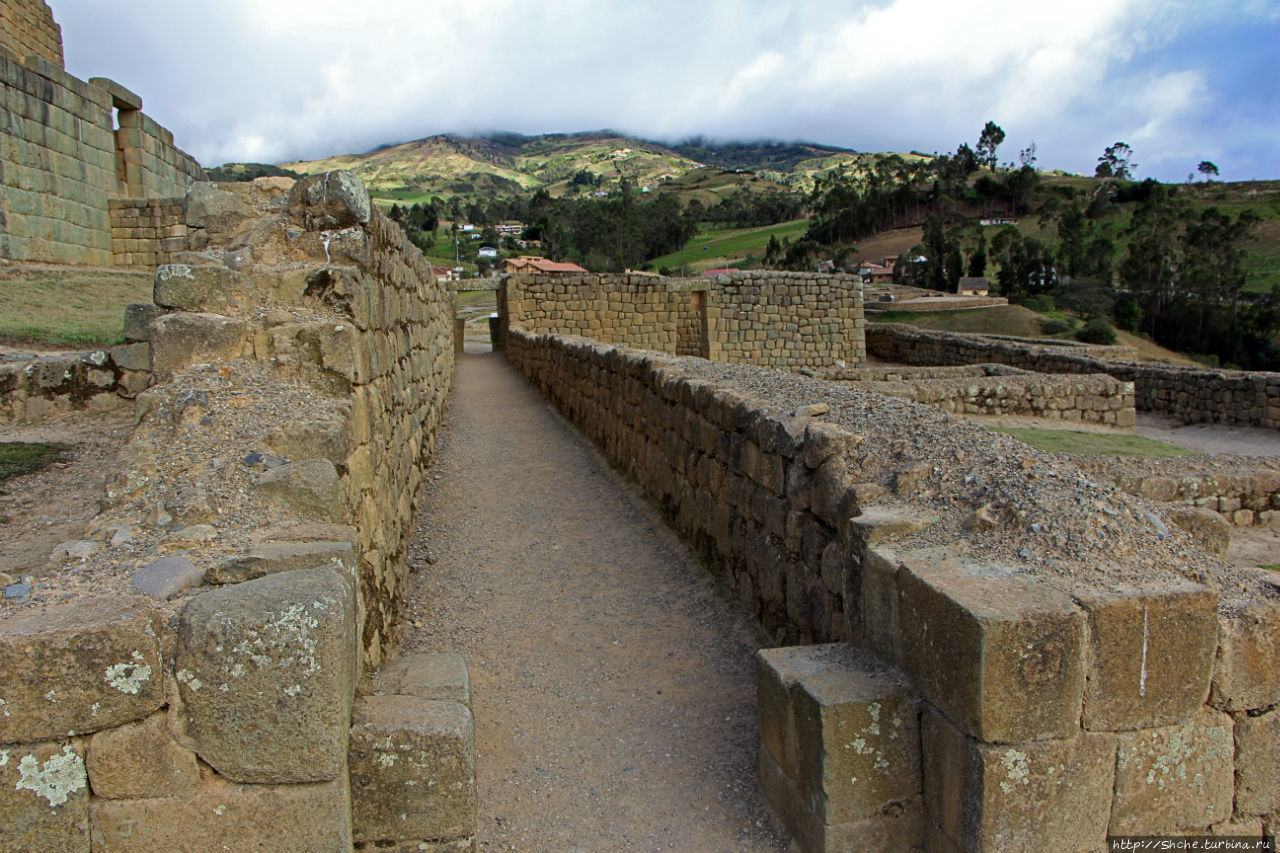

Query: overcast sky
left=54, top=0, right=1279, bottom=183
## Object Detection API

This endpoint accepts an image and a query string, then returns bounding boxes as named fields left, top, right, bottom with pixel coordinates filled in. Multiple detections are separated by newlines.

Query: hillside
left=276, top=131, right=865, bottom=203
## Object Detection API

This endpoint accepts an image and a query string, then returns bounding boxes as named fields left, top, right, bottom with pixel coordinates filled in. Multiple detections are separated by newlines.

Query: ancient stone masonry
left=0, top=173, right=470, bottom=852
left=870, top=323, right=1280, bottom=429
left=507, top=327, right=1280, bottom=850
left=503, top=270, right=866, bottom=371
left=108, top=197, right=187, bottom=266
left=0, top=1, right=201, bottom=266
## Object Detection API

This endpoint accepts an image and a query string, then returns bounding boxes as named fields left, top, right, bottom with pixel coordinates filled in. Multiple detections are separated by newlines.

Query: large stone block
left=175, top=567, right=356, bottom=783
left=1079, top=580, right=1218, bottom=731
left=288, top=171, right=371, bottom=230
left=897, top=559, right=1085, bottom=743
left=205, top=540, right=355, bottom=585
left=88, top=771, right=351, bottom=852
left=255, top=458, right=345, bottom=524
left=153, top=264, right=237, bottom=311
left=371, top=652, right=472, bottom=706
left=184, top=181, right=256, bottom=232
left=0, top=595, right=164, bottom=743
left=1167, top=506, right=1231, bottom=557
left=349, top=696, right=477, bottom=845
left=922, top=709, right=1116, bottom=852
left=1212, top=578, right=1280, bottom=712
left=148, top=312, right=247, bottom=378
left=1110, top=709, right=1234, bottom=834
left=1235, top=707, right=1280, bottom=816
left=0, top=739, right=89, bottom=853
left=86, top=712, right=199, bottom=800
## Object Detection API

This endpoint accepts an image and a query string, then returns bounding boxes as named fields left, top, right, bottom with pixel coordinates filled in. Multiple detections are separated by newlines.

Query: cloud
left=50, top=0, right=1278, bottom=181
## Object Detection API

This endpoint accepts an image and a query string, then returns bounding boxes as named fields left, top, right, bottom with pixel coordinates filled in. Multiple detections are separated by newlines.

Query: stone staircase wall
left=506, top=325, right=1280, bottom=850
left=0, top=173, right=466, bottom=851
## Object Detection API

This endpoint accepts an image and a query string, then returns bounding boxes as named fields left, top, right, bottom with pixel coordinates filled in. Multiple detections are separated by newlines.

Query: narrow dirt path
left=403, top=352, right=790, bottom=852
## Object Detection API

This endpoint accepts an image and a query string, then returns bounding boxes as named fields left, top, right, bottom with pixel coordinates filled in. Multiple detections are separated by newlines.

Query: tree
left=1095, top=142, right=1136, bottom=180
left=1019, top=142, right=1037, bottom=169
left=975, top=121, right=1006, bottom=171
left=1197, top=161, right=1220, bottom=181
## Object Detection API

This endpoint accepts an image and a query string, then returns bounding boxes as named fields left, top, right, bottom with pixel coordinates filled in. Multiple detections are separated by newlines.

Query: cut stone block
left=205, top=540, right=355, bottom=585
left=1167, top=506, right=1231, bottom=557
left=922, top=708, right=1116, bottom=852
left=0, top=739, right=89, bottom=853
left=153, top=264, right=236, bottom=311
left=256, top=458, right=345, bottom=524
left=349, top=696, right=477, bottom=845
left=1110, top=709, right=1234, bottom=835
left=86, top=712, right=199, bottom=800
left=175, top=567, right=356, bottom=783
left=183, top=181, right=256, bottom=232
left=123, top=302, right=163, bottom=342
left=371, top=652, right=472, bottom=706
left=897, top=559, right=1085, bottom=743
left=1233, top=707, right=1280, bottom=817
left=148, top=312, right=247, bottom=379
left=757, top=644, right=921, bottom=841
left=855, top=547, right=905, bottom=664
left=1212, top=579, right=1280, bottom=712
left=289, top=171, right=372, bottom=230
left=88, top=771, right=351, bottom=853
left=0, top=594, right=164, bottom=743
left=1079, top=580, right=1218, bottom=731
left=354, top=840, right=476, bottom=853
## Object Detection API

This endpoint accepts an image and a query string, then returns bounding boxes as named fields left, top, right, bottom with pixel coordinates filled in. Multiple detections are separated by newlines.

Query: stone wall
left=866, top=372, right=1136, bottom=424
left=0, top=0, right=62, bottom=68
left=504, top=270, right=865, bottom=370
left=109, top=198, right=187, bottom=266
left=869, top=323, right=1280, bottom=428
left=0, top=13, right=201, bottom=266
left=0, top=173, right=467, bottom=851
left=506, top=326, right=1280, bottom=849
left=0, top=343, right=150, bottom=422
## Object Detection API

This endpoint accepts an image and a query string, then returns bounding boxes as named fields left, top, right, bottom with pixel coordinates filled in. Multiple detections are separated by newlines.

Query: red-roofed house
left=503, top=256, right=588, bottom=275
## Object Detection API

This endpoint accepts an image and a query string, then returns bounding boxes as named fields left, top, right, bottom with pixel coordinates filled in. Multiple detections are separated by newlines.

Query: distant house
left=958, top=276, right=990, bottom=296
left=495, top=222, right=524, bottom=236
left=980, top=217, right=1018, bottom=226
left=699, top=267, right=737, bottom=277
left=478, top=247, right=498, bottom=259
left=503, top=256, right=588, bottom=275
left=817, top=260, right=835, bottom=273
left=858, top=263, right=895, bottom=284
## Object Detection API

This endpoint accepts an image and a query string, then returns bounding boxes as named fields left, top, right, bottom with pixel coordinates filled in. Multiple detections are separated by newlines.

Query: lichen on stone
left=15, top=745, right=86, bottom=807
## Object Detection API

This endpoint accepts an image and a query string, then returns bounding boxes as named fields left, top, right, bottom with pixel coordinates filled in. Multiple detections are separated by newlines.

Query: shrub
left=1076, top=317, right=1117, bottom=345
left=1040, top=318, right=1072, bottom=335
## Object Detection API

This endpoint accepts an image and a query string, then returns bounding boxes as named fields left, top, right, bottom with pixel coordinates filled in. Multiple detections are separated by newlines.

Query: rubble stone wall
left=504, top=270, right=865, bottom=370
left=0, top=174, right=463, bottom=852
left=507, top=326, right=1280, bottom=849
left=869, top=323, right=1280, bottom=428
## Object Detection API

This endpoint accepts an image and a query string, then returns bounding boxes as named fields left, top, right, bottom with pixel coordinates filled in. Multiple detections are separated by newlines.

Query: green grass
left=0, top=442, right=69, bottom=483
left=648, top=218, right=812, bottom=272
left=991, top=427, right=1200, bottom=457
left=0, top=268, right=151, bottom=347
left=872, top=305, right=1053, bottom=337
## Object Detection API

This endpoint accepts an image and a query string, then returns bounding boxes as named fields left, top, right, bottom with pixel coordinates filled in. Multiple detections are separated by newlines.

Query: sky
left=53, top=0, right=1280, bottom=183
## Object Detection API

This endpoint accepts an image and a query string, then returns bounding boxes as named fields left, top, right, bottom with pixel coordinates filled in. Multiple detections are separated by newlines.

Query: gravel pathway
left=403, top=352, right=790, bottom=852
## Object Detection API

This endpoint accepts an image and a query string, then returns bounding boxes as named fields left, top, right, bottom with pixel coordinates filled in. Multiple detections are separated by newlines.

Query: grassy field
left=991, top=427, right=1199, bottom=457
left=648, top=218, right=811, bottom=272
left=0, top=267, right=151, bottom=347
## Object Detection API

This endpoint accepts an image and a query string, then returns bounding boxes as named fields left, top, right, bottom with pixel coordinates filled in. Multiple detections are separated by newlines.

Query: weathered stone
left=123, top=302, right=164, bottom=342
left=1212, top=576, right=1280, bottom=711
left=88, top=772, right=351, bottom=853
left=47, top=539, right=98, bottom=566
left=0, top=739, right=89, bottom=853
left=288, top=171, right=372, bottom=230
left=174, top=567, right=356, bottom=783
left=108, top=342, right=149, bottom=372
left=1234, top=707, right=1280, bottom=816
left=372, top=652, right=472, bottom=706
left=757, top=644, right=920, bottom=827
left=353, top=838, right=476, bottom=853
left=803, top=421, right=860, bottom=469
left=184, top=181, right=256, bottom=232
left=130, top=555, right=204, bottom=600
left=148, top=312, right=247, bottom=378
left=1167, top=505, right=1231, bottom=557
left=256, top=458, right=345, bottom=523
left=0, top=595, right=164, bottom=743
left=811, top=457, right=857, bottom=528
left=255, top=522, right=357, bottom=543
left=923, top=708, right=1115, bottom=851
left=349, top=696, right=477, bottom=845
left=85, top=712, right=199, bottom=799
left=1079, top=580, right=1218, bottom=731
left=166, top=484, right=218, bottom=524
left=897, top=558, right=1085, bottom=743
left=205, top=540, right=355, bottom=585
left=264, top=415, right=349, bottom=466
left=1110, top=709, right=1234, bottom=834
left=153, top=264, right=236, bottom=311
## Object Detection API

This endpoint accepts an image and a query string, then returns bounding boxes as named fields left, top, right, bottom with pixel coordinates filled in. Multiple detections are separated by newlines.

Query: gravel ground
left=403, top=352, right=791, bottom=852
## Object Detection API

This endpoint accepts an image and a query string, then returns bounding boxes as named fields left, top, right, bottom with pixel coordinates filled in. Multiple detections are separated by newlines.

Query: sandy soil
left=403, top=352, right=790, bottom=851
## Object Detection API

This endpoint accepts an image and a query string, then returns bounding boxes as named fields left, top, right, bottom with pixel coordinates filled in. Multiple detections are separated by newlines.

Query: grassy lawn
left=872, top=305, right=1051, bottom=337
left=0, top=267, right=151, bottom=347
left=991, top=426, right=1199, bottom=457
left=0, top=442, right=68, bottom=483
left=648, top=218, right=811, bottom=272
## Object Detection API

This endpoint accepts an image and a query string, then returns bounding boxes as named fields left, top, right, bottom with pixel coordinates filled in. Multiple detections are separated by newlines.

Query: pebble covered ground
left=404, top=353, right=791, bottom=851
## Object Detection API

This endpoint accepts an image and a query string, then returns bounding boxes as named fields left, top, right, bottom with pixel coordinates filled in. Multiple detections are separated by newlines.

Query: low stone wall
left=867, top=372, right=1136, bottom=424
left=0, top=344, right=151, bottom=422
left=507, top=325, right=1280, bottom=849
left=0, top=173, right=466, bottom=851
left=869, top=323, right=1280, bottom=428
left=108, top=198, right=187, bottom=267
left=504, top=270, right=865, bottom=370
